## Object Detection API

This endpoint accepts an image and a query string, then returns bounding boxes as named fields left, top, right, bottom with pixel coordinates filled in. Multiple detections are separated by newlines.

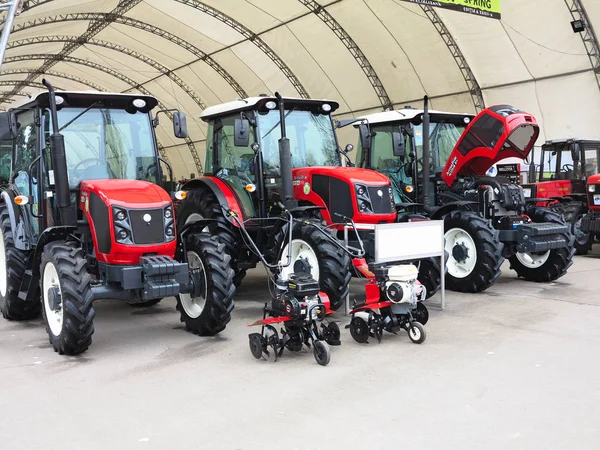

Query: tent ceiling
left=1, top=0, right=599, bottom=178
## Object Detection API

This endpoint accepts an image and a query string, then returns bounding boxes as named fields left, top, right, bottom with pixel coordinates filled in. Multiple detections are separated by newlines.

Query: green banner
left=400, top=0, right=501, bottom=20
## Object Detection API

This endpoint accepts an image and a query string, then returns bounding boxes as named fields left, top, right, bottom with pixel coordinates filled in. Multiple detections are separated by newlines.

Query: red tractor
left=522, top=138, right=600, bottom=254
left=0, top=80, right=234, bottom=355
left=176, top=94, right=442, bottom=309
left=581, top=173, right=600, bottom=241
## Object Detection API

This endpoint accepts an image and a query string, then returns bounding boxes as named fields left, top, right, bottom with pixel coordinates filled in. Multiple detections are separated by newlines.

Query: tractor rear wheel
left=509, top=207, right=574, bottom=282
left=443, top=210, right=504, bottom=293
left=40, top=241, right=95, bottom=355
left=176, top=232, right=235, bottom=336
left=559, top=202, right=593, bottom=255
left=0, top=208, right=41, bottom=320
left=177, top=188, right=247, bottom=288
left=267, top=219, right=351, bottom=311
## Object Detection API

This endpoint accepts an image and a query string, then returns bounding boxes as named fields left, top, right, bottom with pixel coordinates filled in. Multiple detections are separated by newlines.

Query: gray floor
left=1, top=251, right=600, bottom=450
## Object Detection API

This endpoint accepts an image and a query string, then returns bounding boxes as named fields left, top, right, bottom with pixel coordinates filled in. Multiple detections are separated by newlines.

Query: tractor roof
left=10, top=90, right=158, bottom=111
left=200, top=96, right=340, bottom=121
left=354, top=107, right=475, bottom=126
left=542, top=138, right=600, bottom=146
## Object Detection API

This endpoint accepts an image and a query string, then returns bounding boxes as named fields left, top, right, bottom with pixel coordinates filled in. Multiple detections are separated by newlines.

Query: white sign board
left=374, top=221, right=444, bottom=263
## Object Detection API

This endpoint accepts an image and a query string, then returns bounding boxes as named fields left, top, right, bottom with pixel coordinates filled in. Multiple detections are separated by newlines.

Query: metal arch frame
left=419, top=5, right=485, bottom=112
left=564, top=0, right=600, bottom=91
left=297, top=0, right=394, bottom=110
left=14, top=0, right=310, bottom=99
left=0, top=0, right=144, bottom=103
left=6, top=35, right=207, bottom=109
left=1, top=68, right=105, bottom=91
left=9, top=12, right=248, bottom=98
left=174, top=0, right=309, bottom=98
left=2, top=54, right=203, bottom=172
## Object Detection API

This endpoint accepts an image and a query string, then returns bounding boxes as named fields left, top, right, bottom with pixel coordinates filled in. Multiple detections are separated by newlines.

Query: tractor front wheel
left=509, top=207, right=574, bottom=282
left=0, top=208, right=41, bottom=320
left=40, top=241, right=95, bottom=355
left=268, top=219, right=351, bottom=311
left=443, top=210, right=504, bottom=293
left=560, top=202, right=593, bottom=255
left=176, top=232, right=235, bottom=336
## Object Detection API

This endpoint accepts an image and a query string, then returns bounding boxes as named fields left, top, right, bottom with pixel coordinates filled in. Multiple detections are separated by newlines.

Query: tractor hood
left=441, top=105, right=539, bottom=186
left=293, top=166, right=391, bottom=186
left=79, top=179, right=171, bottom=208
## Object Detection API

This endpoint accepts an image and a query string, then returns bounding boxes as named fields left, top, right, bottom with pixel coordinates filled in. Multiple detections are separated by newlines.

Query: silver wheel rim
left=185, top=213, right=209, bottom=233
left=179, top=251, right=208, bottom=319
left=42, top=262, right=64, bottom=337
left=444, top=228, right=477, bottom=279
left=516, top=251, right=550, bottom=269
left=279, top=239, right=320, bottom=282
left=409, top=325, right=421, bottom=341
left=0, top=228, right=7, bottom=297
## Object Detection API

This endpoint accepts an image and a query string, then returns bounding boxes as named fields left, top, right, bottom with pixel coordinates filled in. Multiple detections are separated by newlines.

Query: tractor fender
left=180, top=177, right=246, bottom=226
left=429, top=201, right=478, bottom=221
left=30, top=226, right=78, bottom=277
left=0, top=189, right=31, bottom=251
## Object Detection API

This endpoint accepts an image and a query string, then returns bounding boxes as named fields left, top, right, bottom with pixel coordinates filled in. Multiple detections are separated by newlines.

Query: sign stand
left=344, top=221, right=445, bottom=313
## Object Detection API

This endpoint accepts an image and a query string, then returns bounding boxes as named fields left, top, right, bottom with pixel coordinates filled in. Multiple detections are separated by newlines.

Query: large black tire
left=40, top=241, right=95, bottom=355
left=443, top=210, right=504, bottom=293
left=509, top=207, right=575, bottom=282
left=558, top=202, right=593, bottom=255
left=176, top=232, right=235, bottom=336
left=0, top=208, right=41, bottom=320
left=177, top=188, right=247, bottom=288
left=266, top=219, right=351, bottom=311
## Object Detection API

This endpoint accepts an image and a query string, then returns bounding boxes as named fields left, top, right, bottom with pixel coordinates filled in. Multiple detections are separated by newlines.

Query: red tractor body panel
left=533, top=180, right=572, bottom=199
left=292, top=167, right=396, bottom=225
left=587, top=173, right=600, bottom=211
left=442, top=105, right=540, bottom=186
left=79, top=179, right=175, bottom=265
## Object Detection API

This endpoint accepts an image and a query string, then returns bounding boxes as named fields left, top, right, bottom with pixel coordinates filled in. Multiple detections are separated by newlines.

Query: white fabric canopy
left=1, top=0, right=599, bottom=178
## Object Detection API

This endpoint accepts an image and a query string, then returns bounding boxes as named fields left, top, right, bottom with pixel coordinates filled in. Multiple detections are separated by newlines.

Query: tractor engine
left=272, top=272, right=326, bottom=320
left=383, top=264, right=426, bottom=307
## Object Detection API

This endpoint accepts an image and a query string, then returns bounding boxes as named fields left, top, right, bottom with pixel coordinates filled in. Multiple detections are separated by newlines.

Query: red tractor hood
left=293, top=166, right=391, bottom=185
left=441, top=105, right=539, bottom=186
left=79, top=179, right=171, bottom=208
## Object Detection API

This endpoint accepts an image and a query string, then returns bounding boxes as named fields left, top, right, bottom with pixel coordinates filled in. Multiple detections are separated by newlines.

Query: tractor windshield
left=44, top=107, right=157, bottom=188
left=258, top=109, right=339, bottom=175
left=413, top=121, right=466, bottom=172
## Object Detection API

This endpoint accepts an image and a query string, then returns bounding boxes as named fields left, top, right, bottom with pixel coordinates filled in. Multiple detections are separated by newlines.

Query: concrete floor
left=1, top=252, right=600, bottom=450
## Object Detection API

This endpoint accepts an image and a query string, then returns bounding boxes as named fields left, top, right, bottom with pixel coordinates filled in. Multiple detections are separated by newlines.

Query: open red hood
left=441, top=105, right=539, bottom=186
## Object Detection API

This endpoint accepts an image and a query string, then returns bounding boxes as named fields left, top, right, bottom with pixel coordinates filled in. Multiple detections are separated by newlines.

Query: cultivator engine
left=248, top=273, right=340, bottom=366
left=347, top=259, right=428, bottom=345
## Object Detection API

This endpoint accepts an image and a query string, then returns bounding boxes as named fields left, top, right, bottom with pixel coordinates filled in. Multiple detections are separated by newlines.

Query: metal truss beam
left=0, top=0, right=143, bottom=103
left=419, top=5, right=485, bottom=112
left=2, top=54, right=203, bottom=173
left=7, top=35, right=207, bottom=109
left=564, top=0, right=600, bottom=91
left=1, top=68, right=105, bottom=91
left=10, top=12, right=248, bottom=98
left=175, top=0, right=309, bottom=98
left=297, top=0, right=393, bottom=110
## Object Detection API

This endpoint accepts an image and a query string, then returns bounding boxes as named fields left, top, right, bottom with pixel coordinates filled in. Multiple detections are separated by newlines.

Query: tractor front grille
left=366, top=186, right=395, bottom=214
left=129, top=208, right=165, bottom=245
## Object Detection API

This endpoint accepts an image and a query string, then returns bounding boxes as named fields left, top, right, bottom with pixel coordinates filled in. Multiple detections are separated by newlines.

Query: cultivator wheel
left=0, top=207, right=41, bottom=320
left=348, top=316, right=370, bottom=343
left=443, top=210, right=504, bottom=293
left=407, top=322, right=426, bottom=344
left=40, top=241, right=95, bottom=356
left=509, top=207, right=575, bottom=282
left=176, top=232, right=235, bottom=336
left=177, top=188, right=247, bottom=288
left=313, top=340, right=331, bottom=366
left=267, top=218, right=351, bottom=311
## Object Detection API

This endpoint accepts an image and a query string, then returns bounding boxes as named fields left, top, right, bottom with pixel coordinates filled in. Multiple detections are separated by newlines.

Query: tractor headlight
left=132, top=99, right=147, bottom=109
left=164, top=207, right=172, bottom=219
left=116, top=210, right=127, bottom=221
left=118, top=230, right=129, bottom=240
left=165, top=226, right=174, bottom=237
left=265, top=101, right=277, bottom=110
left=358, top=186, right=365, bottom=195
left=321, top=103, right=332, bottom=113
left=589, top=184, right=596, bottom=192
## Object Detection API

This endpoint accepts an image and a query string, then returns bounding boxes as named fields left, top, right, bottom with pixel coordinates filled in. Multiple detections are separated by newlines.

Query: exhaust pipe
left=275, top=92, right=293, bottom=203
left=43, top=78, right=74, bottom=226
left=422, top=96, right=431, bottom=210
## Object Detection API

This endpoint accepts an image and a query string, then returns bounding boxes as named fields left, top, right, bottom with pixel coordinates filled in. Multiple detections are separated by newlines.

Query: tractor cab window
left=43, top=107, right=157, bottom=188
left=213, top=116, right=256, bottom=183
left=414, top=121, right=466, bottom=173
left=540, top=142, right=600, bottom=181
left=257, top=109, right=338, bottom=175
left=0, top=140, right=12, bottom=185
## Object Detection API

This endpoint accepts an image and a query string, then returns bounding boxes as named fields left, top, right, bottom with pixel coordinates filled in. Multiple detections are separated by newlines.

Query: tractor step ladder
left=0, top=0, right=23, bottom=72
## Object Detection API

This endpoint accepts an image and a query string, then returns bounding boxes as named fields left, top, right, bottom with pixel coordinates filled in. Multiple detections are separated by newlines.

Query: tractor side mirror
left=358, top=123, right=371, bottom=150
left=0, top=111, right=18, bottom=140
left=172, top=111, right=188, bottom=139
left=572, top=143, right=581, bottom=162
left=234, top=118, right=250, bottom=147
left=392, top=132, right=406, bottom=161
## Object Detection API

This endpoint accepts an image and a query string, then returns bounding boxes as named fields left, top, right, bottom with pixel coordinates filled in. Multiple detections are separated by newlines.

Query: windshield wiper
left=58, top=101, right=100, bottom=132
left=261, top=107, right=296, bottom=139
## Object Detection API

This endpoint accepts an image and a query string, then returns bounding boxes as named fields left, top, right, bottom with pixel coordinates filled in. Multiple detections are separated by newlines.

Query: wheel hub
left=293, top=257, right=312, bottom=274
left=48, top=287, right=62, bottom=312
left=452, top=242, right=470, bottom=263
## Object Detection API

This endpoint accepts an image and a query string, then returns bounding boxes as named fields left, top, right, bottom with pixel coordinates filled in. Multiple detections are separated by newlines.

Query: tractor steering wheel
left=417, top=155, right=436, bottom=175
left=562, top=164, right=574, bottom=172
left=72, top=158, right=116, bottom=184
